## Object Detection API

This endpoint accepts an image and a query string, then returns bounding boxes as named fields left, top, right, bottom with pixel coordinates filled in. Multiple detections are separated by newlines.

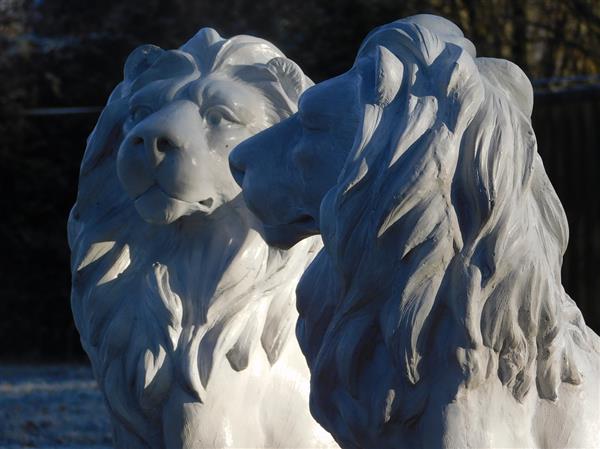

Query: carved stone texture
left=230, top=14, right=600, bottom=449
left=68, top=28, right=338, bottom=449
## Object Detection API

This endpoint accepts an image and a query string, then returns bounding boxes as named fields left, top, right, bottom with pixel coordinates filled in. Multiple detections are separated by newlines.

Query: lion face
left=229, top=71, right=362, bottom=248
left=117, top=75, right=273, bottom=225
left=111, top=31, right=310, bottom=226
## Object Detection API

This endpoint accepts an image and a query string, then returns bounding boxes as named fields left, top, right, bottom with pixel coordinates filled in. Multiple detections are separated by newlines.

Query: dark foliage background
left=1, top=0, right=599, bottom=361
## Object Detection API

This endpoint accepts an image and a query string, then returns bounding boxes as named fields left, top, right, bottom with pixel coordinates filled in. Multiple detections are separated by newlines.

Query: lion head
left=230, top=61, right=360, bottom=248
left=68, top=29, right=331, bottom=449
left=231, top=14, right=598, bottom=448
left=88, top=29, right=310, bottom=226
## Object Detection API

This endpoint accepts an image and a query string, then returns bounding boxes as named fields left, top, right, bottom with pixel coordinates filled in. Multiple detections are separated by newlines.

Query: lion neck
left=135, top=194, right=270, bottom=323
left=74, top=188, right=310, bottom=445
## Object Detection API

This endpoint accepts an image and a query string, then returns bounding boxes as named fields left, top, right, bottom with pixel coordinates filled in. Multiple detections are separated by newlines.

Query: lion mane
left=68, top=29, right=324, bottom=448
left=296, top=18, right=599, bottom=447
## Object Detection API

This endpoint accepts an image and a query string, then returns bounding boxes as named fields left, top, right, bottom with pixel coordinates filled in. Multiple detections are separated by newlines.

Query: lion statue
left=68, top=28, right=338, bottom=449
left=230, top=15, right=600, bottom=449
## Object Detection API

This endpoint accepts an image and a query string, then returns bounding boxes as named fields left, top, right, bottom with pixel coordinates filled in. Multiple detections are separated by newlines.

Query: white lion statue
left=230, top=15, right=600, bottom=449
left=68, top=28, right=337, bottom=449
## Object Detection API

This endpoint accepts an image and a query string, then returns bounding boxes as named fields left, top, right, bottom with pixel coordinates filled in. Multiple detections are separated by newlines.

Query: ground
left=0, top=364, right=112, bottom=448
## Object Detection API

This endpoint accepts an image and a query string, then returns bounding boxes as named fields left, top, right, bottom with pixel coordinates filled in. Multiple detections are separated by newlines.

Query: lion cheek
left=117, top=143, right=154, bottom=200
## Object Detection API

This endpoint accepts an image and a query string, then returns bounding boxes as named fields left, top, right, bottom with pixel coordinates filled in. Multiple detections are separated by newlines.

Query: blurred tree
left=0, top=0, right=26, bottom=38
left=6, top=0, right=600, bottom=108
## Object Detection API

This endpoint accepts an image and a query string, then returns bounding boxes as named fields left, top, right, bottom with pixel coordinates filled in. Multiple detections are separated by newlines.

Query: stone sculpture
left=68, top=28, right=337, bottom=449
left=230, top=14, right=600, bottom=449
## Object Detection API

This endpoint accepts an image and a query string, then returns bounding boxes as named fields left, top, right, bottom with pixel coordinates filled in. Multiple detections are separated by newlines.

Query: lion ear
left=373, top=45, right=404, bottom=107
left=266, top=57, right=313, bottom=103
left=124, top=44, right=164, bottom=83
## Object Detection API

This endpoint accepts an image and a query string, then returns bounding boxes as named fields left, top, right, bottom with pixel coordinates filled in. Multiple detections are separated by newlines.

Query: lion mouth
left=134, top=186, right=214, bottom=211
left=262, top=214, right=317, bottom=230
left=260, top=214, right=318, bottom=248
left=133, top=185, right=215, bottom=224
left=197, top=197, right=214, bottom=210
left=288, top=214, right=316, bottom=227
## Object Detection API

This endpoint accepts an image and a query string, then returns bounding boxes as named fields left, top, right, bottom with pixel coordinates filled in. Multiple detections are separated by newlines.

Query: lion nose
left=131, top=133, right=182, bottom=167
left=228, top=146, right=246, bottom=187
left=133, top=136, right=179, bottom=152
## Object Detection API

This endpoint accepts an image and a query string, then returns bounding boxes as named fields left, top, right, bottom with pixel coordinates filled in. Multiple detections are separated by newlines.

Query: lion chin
left=68, top=28, right=338, bottom=449
left=231, top=14, right=600, bottom=449
left=132, top=186, right=208, bottom=225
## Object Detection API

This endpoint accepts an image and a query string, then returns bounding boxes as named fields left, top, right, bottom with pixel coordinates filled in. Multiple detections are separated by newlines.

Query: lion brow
left=199, top=83, right=258, bottom=123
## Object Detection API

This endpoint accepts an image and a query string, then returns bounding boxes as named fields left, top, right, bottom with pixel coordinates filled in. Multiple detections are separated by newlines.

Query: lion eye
left=130, top=106, right=152, bottom=123
left=206, top=109, right=224, bottom=127
left=204, top=107, right=241, bottom=128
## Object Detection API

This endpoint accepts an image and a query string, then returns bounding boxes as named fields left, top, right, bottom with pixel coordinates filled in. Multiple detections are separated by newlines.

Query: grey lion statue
left=68, top=29, right=337, bottom=449
left=231, top=15, right=600, bottom=449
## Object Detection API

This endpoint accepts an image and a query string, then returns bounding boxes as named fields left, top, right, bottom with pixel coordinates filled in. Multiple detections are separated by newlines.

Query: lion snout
left=228, top=149, right=246, bottom=188
left=128, top=118, right=190, bottom=169
left=118, top=101, right=210, bottom=201
left=133, top=134, right=181, bottom=156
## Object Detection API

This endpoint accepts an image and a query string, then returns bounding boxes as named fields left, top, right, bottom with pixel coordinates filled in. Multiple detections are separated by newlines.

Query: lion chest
left=161, top=334, right=333, bottom=449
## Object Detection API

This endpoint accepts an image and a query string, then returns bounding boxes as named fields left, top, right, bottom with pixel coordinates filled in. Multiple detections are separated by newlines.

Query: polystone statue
left=230, top=14, right=600, bottom=449
left=68, top=28, right=338, bottom=449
